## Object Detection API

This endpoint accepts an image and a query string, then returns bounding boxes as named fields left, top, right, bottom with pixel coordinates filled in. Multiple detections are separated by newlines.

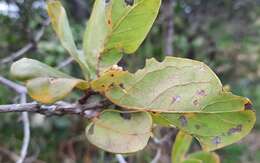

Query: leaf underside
left=86, top=110, right=152, bottom=153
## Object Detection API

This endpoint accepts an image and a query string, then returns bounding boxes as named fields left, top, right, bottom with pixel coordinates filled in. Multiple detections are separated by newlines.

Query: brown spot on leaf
left=120, top=113, right=132, bottom=120
left=88, top=124, right=95, bottom=135
left=119, top=83, right=125, bottom=89
left=125, top=0, right=134, bottom=6
left=110, top=74, right=115, bottom=77
left=244, top=102, right=253, bottom=110
left=193, top=99, right=199, bottom=106
left=195, top=124, right=201, bottom=130
left=228, top=124, right=242, bottom=135
left=197, top=89, right=207, bottom=96
left=212, top=136, right=221, bottom=145
left=49, top=78, right=55, bottom=84
left=179, top=115, right=188, bottom=127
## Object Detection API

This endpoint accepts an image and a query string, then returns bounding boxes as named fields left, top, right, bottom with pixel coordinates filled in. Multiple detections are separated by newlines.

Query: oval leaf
left=83, top=0, right=161, bottom=77
left=10, top=58, right=70, bottom=81
left=86, top=110, right=152, bottom=153
left=91, top=57, right=248, bottom=113
left=47, top=0, right=90, bottom=79
left=27, top=77, right=88, bottom=104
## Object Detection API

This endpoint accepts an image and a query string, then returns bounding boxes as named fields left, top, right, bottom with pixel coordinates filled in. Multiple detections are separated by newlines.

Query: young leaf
left=11, top=58, right=89, bottom=104
left=182, top=159, right=202, bottom=163
left=91, top=57, right=247, bottom=113
left=83, top=0, right=161, bottom=77
left=153, top=110, right=255, bottom=151
left=187, top=151, right=220, bottom=163
left=172, top=131, right=193, bottom=163
left=47, top=0, right=90, bottom=80
left=85, top=110, right=152, bottom=153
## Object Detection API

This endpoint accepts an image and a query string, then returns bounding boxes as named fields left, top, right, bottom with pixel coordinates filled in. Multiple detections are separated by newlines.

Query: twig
left=116, top=154, right=127, bottom=163
left=17, top=93, right=30, bottom=163
left=150, top=148, right=162, bottom=163
left=0, top=76, right=27, bottom=93
left=0, top=100, right=106, bottom=118
left=0, top=19, right=50, bottom=64
left=57, top=57, right=74, bottom=69
left=162, top=0, right=174, bottom=56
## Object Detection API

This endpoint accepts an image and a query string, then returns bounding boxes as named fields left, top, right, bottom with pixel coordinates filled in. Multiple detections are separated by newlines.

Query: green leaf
left=172, top=131, right=193, bottom=163
left=10, top=58, right=69, bottom=81
left=47, top=0, right=90, bottom=80
left=91, top=56, right=256, bottom=150
left=91, top=57, right=247, bottom=113
left=85, top=110, right=152, bottom=153
left=11, top=58, right=89, bottom=104
left=187, top=151, right=220, bottom=163
left=182, top=159, right=202, bottom=163
left=153, top=110, right=255, bottom=151
left=83, top=0, right=161, bottom=78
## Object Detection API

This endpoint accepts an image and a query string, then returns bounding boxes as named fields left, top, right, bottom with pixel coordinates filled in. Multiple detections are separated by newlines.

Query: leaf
left=92, top=56, right=256, bottom=150
left=187, top=151, right=220, bottom=163
left=172, top=131, right=193, bottom=163
left=11, top=58, right=89, bottom=104
left=91, top=57, right=248, bottom=113
left=153, top=109, right=255, bottom=151
left=182, top=159, right=202, bottom=163
left=83, top=0, right=161, bottom=77
left=85, top=110, right=152, bottom=153
left=10, top=58, right=69, bottom=81
left=27, top=77, right=88, bottom=104
left=47, top=0, right=90, bottom=80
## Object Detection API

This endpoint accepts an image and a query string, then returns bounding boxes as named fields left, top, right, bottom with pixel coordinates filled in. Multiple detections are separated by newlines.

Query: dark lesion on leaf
left=124, top=0, right=134, bottom=6
left=212, top=136, right=221, bottom=145
left=195, top=124, right=201, bottom=130
left=227, top=124, right=242, bottom=136
left=179, top=115, right=188, bottom=127
left=193, top=99, right=199, bottom=106
left=120, top=112, right=132, bottom=120
left=119, top=83, right=125, bottom=89
left=244, top=101, right=253, bottom=110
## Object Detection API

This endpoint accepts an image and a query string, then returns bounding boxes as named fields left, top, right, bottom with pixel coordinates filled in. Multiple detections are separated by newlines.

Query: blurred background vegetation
left=0, top=0, right=259, bottom=163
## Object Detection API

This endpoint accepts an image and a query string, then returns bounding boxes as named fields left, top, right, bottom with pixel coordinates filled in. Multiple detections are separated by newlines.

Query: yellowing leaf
left=86, top=110, right=152, bottom=153
left=172, top=131, right=193, bottom=163
left=11, top=58, right=89, bottom=104
left=47, top=1, right=90, bottom=80
left=83, top=0, right=161, bottom=77
left=27, top=77, right=88, bottom=104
